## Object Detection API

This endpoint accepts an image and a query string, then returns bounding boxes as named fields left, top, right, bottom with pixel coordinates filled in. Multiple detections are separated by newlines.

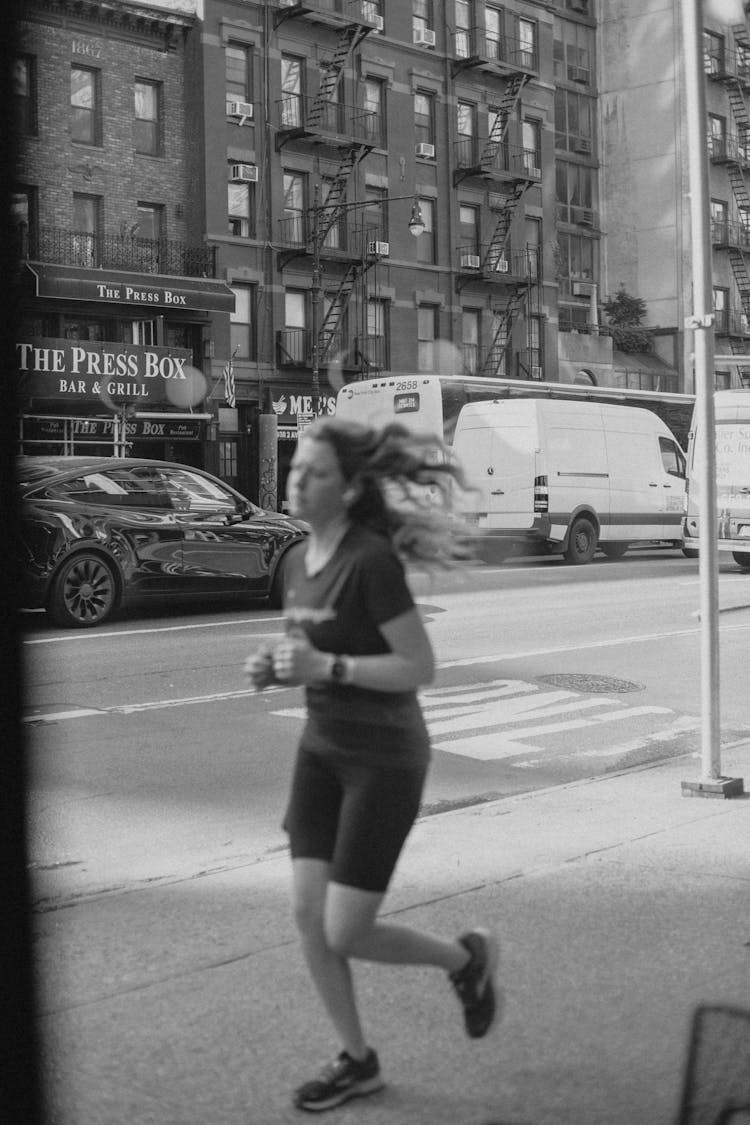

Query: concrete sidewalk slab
left=36, top=743, right=750, bottom=1125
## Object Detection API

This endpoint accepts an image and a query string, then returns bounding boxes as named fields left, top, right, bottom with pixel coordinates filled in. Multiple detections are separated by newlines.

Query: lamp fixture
left=408, top=199, right=425, bottom=238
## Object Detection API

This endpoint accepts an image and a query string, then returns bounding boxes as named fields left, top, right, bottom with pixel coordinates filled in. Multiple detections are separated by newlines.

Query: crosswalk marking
left=270, top=677, right=680, bottom=762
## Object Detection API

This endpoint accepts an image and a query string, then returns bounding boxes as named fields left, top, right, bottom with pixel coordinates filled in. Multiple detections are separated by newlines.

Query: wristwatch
left=329, top=654, right=350, bottom=684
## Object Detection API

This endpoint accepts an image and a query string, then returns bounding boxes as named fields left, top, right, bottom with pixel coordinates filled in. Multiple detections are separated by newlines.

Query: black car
left=17, top=456, right=305, bottom=628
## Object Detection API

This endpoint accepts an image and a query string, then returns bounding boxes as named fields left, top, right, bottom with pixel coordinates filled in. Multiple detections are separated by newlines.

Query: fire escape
left=274, top=1, right=379, bottom=374
left=452, top=70, right=541, bottom=377
left=707, top=33, right=750, bottom=362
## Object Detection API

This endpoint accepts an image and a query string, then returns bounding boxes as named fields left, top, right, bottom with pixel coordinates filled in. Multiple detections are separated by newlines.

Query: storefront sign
left=17, top=338, right=196, bottom=406
left=26, top=263, right=235, bottom=313
left=270, top=392, right=337, bottom=420
left=22, top=416, right=205, bottom=441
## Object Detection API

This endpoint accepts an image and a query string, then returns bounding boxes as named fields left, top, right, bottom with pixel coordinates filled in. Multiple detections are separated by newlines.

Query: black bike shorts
left=283, top=747, right=428, bottom=893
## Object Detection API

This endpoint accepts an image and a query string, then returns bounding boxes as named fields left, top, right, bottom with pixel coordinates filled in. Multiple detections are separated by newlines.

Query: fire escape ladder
left=318, top=263, right=358, bottom=364
left=314, top=144, right=369, bottom=247
left=728, top=247, right=750, bottom=324
left=306, top=24, right=367, bottom=128
left=480, top=73, right=527, bottom=169
left=726, top=75, right=750, bottom=133
left=480, top=288, right=527, bottom=376
left=482, top=181, right=528, bottom=270
left=731, top=22, right=749, bottom=44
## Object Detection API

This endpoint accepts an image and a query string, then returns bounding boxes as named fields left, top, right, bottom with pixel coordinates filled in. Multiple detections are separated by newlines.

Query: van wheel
left=601, top=542, right=629, bottom=560
left=564, top=517, right=597, bottom=565
left=683, top=547, right=699, bottom=559
left=732, top=551, right=750, bottom=569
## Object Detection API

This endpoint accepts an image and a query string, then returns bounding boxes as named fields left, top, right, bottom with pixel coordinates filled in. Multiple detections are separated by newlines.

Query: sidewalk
left=36, top=741, right=750, bottom=1125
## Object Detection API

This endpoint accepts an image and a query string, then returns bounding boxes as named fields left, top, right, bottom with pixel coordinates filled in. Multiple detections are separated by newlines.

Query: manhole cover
left=537, top=673, right=645, bottom=693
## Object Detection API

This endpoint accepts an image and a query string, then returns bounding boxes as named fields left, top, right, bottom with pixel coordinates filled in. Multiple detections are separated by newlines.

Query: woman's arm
left=269, top=607, right=435, bottom=692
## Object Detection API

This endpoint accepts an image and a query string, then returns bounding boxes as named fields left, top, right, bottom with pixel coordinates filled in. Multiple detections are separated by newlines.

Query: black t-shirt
left=282, top=524, right=430, bottom=767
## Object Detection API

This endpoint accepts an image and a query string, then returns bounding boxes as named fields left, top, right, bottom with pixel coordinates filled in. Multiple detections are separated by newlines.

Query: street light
left=310, top=188, right=424, bottom=399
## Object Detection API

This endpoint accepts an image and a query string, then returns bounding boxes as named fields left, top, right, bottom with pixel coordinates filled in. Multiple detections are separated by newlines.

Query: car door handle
left=490, top=489, right=505, bottom=495
left=649, top=482, right=658, bottom=487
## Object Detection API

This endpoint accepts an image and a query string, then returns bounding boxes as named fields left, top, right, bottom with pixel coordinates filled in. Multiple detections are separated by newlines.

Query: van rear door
left=453, top=404, right=536, bottom=530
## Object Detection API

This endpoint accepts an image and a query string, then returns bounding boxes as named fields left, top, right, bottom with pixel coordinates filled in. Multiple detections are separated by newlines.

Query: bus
left=683, top=388, right=750, bottom=568
left=335, top=374, right=695, bottom=449
left=335, top=374, right=695, bottom=563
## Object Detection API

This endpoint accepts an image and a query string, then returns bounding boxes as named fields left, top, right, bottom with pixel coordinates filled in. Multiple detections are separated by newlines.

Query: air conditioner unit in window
left=573, top=136, right=592, bottom=154
left=227, top=100, right=254, bottom=123
left=568, top=66, right=590, bottom=84
left=367, top=240, right=390, bottom=256
left=460, top=252, right=481, bottom=269
left=572, top=280, right=595, bottom=297
left=415, top=141, right=435, bottom=158
left=230, top=163, right=259, bottom=183
left=530, top=365, right=543, bottom=379
left=578, top=209, right=595, bottom=227
left=525, top=164, right=542, bottom=179
left=414, top=27, right=436, bottom=47
left=370, top=14, right=384, bottom=31
left=493, top=257, right=509, bottom=272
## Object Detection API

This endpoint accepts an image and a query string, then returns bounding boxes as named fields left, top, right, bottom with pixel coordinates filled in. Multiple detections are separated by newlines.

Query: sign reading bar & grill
left=17, top=338, right=195, bottom=406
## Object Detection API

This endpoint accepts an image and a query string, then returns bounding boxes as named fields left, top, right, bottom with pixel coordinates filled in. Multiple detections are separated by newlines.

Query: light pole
left=309, top=187, right=425, bottom=402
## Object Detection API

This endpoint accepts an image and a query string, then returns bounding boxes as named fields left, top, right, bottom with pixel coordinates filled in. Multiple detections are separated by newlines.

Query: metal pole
left=311, top=183, right=321, bottom=406
left=680, top=0, right=741, bottom=797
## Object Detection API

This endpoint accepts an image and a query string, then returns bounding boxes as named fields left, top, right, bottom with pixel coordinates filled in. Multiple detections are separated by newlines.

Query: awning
left=26, top=262, right=235, bottom=313
left=612, top=349, right=680, bottom=378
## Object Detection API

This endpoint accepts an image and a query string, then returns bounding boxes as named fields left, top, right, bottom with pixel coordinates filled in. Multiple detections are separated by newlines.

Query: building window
left=461, top=308, right=480, bottom=374
left=71, top=67, right=100, bottom=146
left=282, top=289, right=308, bottom=365
left=516, top=17, right=538, bottom=69
left=485, top=7, right=502, bottom=61
left=134, top=204, right=164, bottom=271
left=704, top=30, right=725, bottom=76
left=363, top=78, right=385, bottom=146
left=417, top=305, right=438, bottom=371
left=228, top=168, right=253, bottom=238
left=556, top=231, right=596, bottom=299
left=134, top=80, right=161, bottom=156
left=230, top=284, right=255, bottom=359
left=415, top=197, right=436, bottom=264
left=226, top=42, right=252, bottom=105
left=365, top=185, right=388, bottom=242
left=555, top=162, right=595, bottom=224
left=713, top=286, right=729, bottom=334
left=414, top=91, right=435, bottom=148
left=14, top=55, right=37, bottom=135
left=11, top=187, right=35, bottom=257
left=364, top=298, right=388, bottom=369
left=455, top=0, right=473, bottom=57
left=553, top=21, right=594, bottom=85
left=281, top=55, right=303, bottom=129
left=363, top=0, right=383, bottom=30
left=522, top=118, right=542, bottom=176
left=554, top=87, right=594, bottom=154
left=458, top=204, right=480, bottom=257
left=457, top=100, right=476, bottom=166
left=525, top=215, right=542, bottom=279
left=283, top=172, right=306, bottom=245
left=219, top=440, right=239, bottom=483
left=413, top=0, right=434, bottom=38
left=72, top=193, right=101, bottom=266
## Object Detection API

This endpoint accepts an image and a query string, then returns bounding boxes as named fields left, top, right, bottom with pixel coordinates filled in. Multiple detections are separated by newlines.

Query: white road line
left=23, top=685, right=289, bottom=723
left=23, top=619, right=284, bottom=645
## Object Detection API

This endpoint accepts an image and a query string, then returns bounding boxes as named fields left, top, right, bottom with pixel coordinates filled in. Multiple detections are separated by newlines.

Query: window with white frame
left=417, top=305, right=438, bottom=371
left=230, top=283, right=254, bottom=358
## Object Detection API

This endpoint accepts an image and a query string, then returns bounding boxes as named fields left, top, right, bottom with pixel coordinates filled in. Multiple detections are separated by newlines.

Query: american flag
left=222, top=353, right=236, bottom=408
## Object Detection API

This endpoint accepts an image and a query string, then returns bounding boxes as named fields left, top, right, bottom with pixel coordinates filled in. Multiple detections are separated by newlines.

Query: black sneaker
left=449, top=928, right=500, bottom=1038
left=293, top=1048, right=384, bottom=1113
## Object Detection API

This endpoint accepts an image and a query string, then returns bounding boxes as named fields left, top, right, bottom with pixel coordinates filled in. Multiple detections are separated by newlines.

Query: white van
left=682, top=389, right=750, bottom=567
left=452, top=398, right=687, bottom=563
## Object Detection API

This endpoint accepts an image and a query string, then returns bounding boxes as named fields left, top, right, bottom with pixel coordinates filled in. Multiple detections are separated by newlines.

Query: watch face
left=331, top=656, right=345, bottom=682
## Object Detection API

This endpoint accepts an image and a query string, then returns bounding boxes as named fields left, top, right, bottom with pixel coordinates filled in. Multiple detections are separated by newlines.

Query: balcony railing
left=456, top=245, right=539, bottom=279
left=714, top=308, right=750, bottom=337
left=711, top=219, right=750, bottom=251
left=26, top=227, right=218, bottom=278
left=277, top=214, right=386, bottom=258
left=454, top=137, right=541, bottom=180
left=276, top=326, right=345, bottom=367
left=277, top=95, right=380, bottom=147
left=707, top=133, right=750, bottom=170
left=355, top=334, right=386, bottom=369
left=704, top=45, right=750, bottom=86
left=453, top=28, right=538, bottom=71
left=275, top=0, right=381, bottom=26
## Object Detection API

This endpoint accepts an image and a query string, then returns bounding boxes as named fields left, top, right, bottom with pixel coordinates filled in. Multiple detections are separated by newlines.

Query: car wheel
left=564, top=516, right=597, bottom=565
left=732, top=551, right=750, bottom=569
left=49, top=552, right=118, bottom=628
left=267, top=555, right=288, bottom=609
left=600, top=542, right=629, bottom=560
left=683, top=547, right=699, bottom=559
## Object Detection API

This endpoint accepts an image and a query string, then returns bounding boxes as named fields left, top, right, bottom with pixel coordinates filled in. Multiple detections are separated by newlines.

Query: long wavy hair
left=302, top=416, right=471, bottom=565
